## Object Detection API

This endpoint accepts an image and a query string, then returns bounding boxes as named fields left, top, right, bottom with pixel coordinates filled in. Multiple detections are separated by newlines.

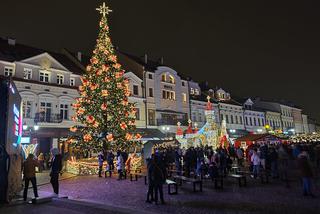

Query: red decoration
left=86, top=115, right=95, bottom=124
left=120, top=122, right=127, bottom=130
left=83, top=134, right=92, bottom=142
left=101, top=103, right=107, bottom=110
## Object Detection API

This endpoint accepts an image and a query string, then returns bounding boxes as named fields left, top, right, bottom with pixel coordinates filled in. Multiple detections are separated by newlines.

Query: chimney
left=144, top=54, right=148, bottom=64
left=77, top=51, right=82, bottom=62
left=8, top=37, right=16, bottom=46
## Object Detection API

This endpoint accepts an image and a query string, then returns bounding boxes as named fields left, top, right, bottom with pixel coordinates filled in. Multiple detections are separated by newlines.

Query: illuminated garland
left=68, top=3, right=141, bottom=152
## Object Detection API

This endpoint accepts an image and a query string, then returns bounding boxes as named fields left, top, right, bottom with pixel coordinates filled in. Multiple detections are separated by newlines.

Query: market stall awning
left=135, top=128, right=173, bottom=142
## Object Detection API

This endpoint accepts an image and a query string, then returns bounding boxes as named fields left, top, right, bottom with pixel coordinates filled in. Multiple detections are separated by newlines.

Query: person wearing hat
left=50, top=148, right=62, bottom=195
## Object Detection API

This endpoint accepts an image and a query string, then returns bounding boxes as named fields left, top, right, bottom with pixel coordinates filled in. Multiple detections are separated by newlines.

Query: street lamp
left=34, top=125, right=39, bottom=131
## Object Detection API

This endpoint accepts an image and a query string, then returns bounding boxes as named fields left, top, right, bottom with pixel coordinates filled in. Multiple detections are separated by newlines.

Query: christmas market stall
left=234, top=133, right=283, bottom=150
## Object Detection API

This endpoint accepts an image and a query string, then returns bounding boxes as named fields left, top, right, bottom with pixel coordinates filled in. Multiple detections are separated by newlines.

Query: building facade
left=0, top=38, right=83, bottom=153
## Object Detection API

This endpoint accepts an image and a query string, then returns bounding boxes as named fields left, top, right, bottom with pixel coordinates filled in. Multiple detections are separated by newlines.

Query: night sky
left=1, top=0, right=319, bottom=121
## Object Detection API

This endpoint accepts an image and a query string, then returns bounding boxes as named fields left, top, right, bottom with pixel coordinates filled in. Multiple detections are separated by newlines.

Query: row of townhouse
left=0, top=38, right=317, bottom=153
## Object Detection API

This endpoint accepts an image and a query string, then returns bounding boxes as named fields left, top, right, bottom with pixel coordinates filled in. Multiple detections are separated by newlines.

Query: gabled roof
left=0, top=38, right=85, bottom=75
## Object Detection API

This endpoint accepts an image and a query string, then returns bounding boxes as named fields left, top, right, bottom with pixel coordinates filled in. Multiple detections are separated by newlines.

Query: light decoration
left=176, top=96, right=220, bottom=149
left=68, top=2, right=140, bottom=152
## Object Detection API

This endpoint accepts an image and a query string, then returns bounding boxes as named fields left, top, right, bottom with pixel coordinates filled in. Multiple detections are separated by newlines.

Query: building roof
left=0, top=38, right=85, bottom=75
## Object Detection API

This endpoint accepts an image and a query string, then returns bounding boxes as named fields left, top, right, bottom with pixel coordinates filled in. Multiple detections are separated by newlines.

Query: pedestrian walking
left=50, top=148, right=62, bottom=196
left=22, top=154, right=39, bottom=201
left=152, top=155, right=166, bottom=205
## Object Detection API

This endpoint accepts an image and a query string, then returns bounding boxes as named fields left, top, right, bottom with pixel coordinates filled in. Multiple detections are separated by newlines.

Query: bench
left=173, top=175, right=202, bottom=192
left=166, top=179, right=178, bottom=195
left=229, top=174, right=247, bottom=187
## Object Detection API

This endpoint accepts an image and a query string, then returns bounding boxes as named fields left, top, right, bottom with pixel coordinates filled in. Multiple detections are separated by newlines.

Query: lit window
left=70, top=78, right=75, bottom=86
left=23, top=68, right=32, bottom=79
left=133, top=85, right=139, bottom=95
left=168, top=75, right=175, bottom=84
left=39, top=71, right=50, bottom=83
left=4, top=66, right=14, bottom=77
left=57, top=74, right=64, bottom=85
left=161, top=74, right=166, bottom=82
left=162, top=90, right=175, bottom=100
left=148, top=74, right=153, bottom=79
left=182, top=93, right=187, bottom=102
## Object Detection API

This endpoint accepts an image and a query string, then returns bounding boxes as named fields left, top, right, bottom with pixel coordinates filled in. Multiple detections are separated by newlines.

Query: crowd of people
left=152, top=142, right=320, bottom=198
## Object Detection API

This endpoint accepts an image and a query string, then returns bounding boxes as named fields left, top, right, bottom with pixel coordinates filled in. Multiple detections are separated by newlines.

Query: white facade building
left=0, top=38, right=83, bottom=153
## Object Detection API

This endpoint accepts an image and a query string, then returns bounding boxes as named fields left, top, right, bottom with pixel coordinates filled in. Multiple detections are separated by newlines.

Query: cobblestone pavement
left=31, top=173, right=320, bottom=214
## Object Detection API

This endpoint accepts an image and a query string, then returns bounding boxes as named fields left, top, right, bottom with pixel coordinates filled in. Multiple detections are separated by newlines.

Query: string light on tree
left=68, top=2, right=141, bottom=152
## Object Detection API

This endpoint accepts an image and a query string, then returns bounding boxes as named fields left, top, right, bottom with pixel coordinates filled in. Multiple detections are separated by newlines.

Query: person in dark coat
left=98, top=152, right=104, bottom=177
left=106, top=151, right=115, bottom=177
left=50, top=148, right=62, bottom=195
left=146, top=156, right=154, bottom=203
left=152, top=155, right=166, bottom=204
left=297, top=151, right=315, bottom=197
left=22, top=154, right=40, bottom=201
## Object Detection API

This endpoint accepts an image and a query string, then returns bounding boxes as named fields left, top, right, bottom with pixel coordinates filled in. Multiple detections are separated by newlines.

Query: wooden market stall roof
left=235, top=133, right=271, bottom=142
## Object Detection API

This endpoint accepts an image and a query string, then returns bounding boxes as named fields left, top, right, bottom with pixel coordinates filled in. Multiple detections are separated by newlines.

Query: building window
left=133, top=85, right=139, bottom=95
left=39, top=71, right=50, bottom=83
left=245, top=117, right=248, bottom=125
left=23, top=68, right=32, bottom=79
left=60, top=104, right=69, bottom=120
left=22, top=101, right=32, bottom=118
left=70, top=78, right=75, bottom=86
left=258, top=118, right=261, bottom=126
left=148, top=73, right=153, bottom=79
left=39, top=102, right=52, bottom=122
left=190, top=88, right=195, bottom=95
left=162, top=90, right=175, bottom=100
left=231, top=115, right=234, bottom=124
left=235, top=115, right=238, bottom=124
left=226, top=115, right=229, bottom=123
left=253, top=118, right=257, bottom=126
left=57, top=74, right=64, bottom=85
left=182, top=93, right=187, bottom=102
left=249, top=117, right=252, bottom=126
left=135, top=108, right=140, bottom=120
left=148, top=88, right=153, bottom=97
left=148, top=109, right=155, bottom=125
left=168, top=75, right=175, bottom=84
left=195, top=89, right=199, bottom=95
left=220, top=114, right=224, bottom=121
left=240, top=116, right=243, bottom=124
left=161, top=74, right=166, bottom=82
left=261, top=119, right=265, bottom=126
left=4, top=66, right=14, bottom=77
left=182, top=81, right=185, bottom=86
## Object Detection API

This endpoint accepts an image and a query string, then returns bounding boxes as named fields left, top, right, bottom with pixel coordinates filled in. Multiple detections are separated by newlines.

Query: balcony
left=34, top=112, right=63, bottom=123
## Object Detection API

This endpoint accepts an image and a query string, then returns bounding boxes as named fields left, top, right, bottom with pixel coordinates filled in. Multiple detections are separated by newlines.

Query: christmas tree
left=69, top=2, right=141, bottom=152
